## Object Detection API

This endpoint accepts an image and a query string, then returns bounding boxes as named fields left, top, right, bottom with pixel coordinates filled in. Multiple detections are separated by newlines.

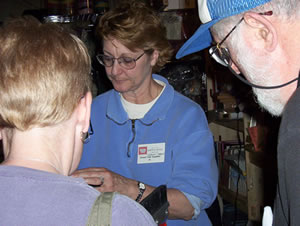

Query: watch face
left=139, top=182, right=146, bottom=190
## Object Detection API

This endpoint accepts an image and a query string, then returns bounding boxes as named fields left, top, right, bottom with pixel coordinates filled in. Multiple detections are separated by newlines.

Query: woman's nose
left=110, top=59, right=123, bottom=75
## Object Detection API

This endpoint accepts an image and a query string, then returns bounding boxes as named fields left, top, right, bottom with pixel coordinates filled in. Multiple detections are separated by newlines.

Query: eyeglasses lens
left=102, top=55, right=114, bottom=67
left=96, top=55, right=136, bottom=70
left=119, top=57, right=135, bottom=69
left=209, top=46, right=231, bottom=67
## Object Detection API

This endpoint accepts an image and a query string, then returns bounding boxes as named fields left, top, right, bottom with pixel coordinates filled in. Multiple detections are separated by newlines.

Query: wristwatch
left=136, top=181, right=146, bottom=202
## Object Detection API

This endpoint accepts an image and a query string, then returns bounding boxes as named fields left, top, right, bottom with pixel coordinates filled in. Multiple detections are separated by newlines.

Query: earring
left=80, top=131, right=90, bottom=144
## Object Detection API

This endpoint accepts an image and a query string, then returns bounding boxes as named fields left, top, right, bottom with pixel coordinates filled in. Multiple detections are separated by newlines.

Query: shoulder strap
left=86, top=192, right=115, bottom=226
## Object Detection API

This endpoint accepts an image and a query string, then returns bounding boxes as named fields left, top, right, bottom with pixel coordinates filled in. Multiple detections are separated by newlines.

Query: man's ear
left=243, top=11, right=277, bottom=52
left=77, top=92, right=92, bottom=133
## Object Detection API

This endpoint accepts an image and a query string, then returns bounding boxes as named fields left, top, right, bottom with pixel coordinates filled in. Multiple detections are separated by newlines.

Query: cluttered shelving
left=204, top=49, right=280, bottom=224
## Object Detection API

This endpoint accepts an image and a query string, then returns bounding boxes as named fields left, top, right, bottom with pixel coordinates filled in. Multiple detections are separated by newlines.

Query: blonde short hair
left=97, top=0, right=173, bottom=72
left=0, top=16, right=92, bottom=131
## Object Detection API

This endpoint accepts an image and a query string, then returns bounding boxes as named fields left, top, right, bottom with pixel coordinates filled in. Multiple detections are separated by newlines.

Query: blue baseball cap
left=176, top=0, right=271, bottom=59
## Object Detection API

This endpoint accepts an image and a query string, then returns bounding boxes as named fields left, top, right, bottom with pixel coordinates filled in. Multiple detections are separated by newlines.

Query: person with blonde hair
left=0, top=16, right=156, bottom=225
left=74, top=1, right=218, bottom=225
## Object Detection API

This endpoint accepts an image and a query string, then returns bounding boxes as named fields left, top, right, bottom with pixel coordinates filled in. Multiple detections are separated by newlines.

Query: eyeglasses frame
left=96, top=52, right=145, bottom=70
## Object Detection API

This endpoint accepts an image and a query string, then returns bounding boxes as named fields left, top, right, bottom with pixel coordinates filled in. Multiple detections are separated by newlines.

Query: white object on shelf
left=262, top=206, right=273, bottom=226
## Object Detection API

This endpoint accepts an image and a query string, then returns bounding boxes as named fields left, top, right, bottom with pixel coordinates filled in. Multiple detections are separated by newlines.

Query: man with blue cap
left=177, top=0, right=300, bottom=225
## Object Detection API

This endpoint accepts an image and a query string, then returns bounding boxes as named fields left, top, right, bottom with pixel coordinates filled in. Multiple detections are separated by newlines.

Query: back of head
left=97, top=0, right=173, bottom=72
left=0, top=16, right=92, bottom=131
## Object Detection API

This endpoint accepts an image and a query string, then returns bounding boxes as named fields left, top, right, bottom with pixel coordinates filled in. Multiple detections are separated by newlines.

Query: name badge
left=137, top=143, right=165, bottom=164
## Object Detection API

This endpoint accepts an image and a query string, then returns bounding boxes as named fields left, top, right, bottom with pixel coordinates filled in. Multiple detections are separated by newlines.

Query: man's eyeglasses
left=96, top=52, right=145, bottom=70
left=209, top=11, right=273, bottom=67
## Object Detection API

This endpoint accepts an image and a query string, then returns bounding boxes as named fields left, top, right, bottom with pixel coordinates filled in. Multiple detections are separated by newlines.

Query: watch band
left=135, top=181, right=146, bottom=202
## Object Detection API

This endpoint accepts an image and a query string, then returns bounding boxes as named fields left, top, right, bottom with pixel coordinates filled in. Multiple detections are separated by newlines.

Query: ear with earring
left=80, top=120, right=94, bottom=144
left=80, top=131, right=90, bottom=144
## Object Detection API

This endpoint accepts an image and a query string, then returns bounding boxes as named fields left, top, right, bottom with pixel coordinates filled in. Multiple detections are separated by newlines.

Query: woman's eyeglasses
left=96, top=52, right=145, bottom=70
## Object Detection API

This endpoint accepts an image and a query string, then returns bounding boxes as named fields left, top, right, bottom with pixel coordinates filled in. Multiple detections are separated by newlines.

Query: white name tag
left=137, top=143, right=165, bottom=164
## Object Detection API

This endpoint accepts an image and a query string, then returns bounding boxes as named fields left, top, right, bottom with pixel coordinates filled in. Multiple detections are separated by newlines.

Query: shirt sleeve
left=166, top=104, right=219, bottom=213
left=182, top=191, right=203, bottom=219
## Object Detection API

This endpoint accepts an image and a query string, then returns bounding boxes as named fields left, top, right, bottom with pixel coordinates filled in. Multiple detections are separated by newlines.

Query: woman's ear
left=243, top=11, right=277, bottom=52
left=150, top=50, right=159, bottom=67
left=77, top=92, right=92, bottom=133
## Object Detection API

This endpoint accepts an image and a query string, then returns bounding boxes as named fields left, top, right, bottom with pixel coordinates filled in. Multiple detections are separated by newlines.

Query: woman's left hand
left=72, top=167, right=194, bottom=220
left=71, top=167, right=138, bottom=199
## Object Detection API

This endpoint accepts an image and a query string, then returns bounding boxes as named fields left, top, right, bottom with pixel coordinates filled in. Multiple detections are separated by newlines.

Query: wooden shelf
left=207, top=110, right=244, bottom=132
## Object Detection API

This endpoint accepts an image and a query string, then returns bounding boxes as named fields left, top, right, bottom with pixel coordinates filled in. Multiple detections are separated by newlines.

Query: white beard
left=252, top=87, right=284, bottom=116
left=229, top=28, right=285, bottom=116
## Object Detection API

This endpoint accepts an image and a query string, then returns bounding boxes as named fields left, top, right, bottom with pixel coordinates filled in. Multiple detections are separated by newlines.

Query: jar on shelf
left=94, top=0, right=109, bottom=14
left=77, top=0, right=94, bottom=15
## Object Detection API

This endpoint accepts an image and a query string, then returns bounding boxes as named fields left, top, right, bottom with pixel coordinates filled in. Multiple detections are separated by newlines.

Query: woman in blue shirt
left=73, top=1, right=218, bottom=225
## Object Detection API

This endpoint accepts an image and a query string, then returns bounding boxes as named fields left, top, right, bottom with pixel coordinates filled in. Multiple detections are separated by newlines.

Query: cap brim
left=176, top=19, right=221, bottom=59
